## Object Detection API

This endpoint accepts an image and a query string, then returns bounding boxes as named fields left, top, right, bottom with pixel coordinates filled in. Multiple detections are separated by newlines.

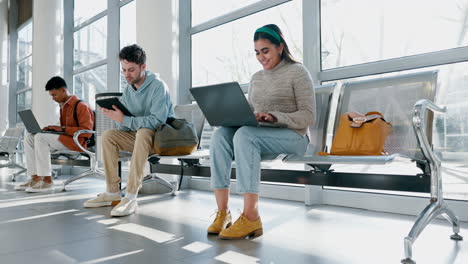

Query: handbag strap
left=346, top=112, right=385, bottom=128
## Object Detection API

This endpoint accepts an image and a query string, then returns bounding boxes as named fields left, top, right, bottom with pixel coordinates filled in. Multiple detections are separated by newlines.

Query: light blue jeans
left=210, top=126, right=309, bottom=193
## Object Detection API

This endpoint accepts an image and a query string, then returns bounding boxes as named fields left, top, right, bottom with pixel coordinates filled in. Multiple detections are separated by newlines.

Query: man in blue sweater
left=84, top=44, right=174, bottom=216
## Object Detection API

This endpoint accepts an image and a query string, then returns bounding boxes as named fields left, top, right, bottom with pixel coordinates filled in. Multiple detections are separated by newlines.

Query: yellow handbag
left=318, top=111, right=392, bottom=156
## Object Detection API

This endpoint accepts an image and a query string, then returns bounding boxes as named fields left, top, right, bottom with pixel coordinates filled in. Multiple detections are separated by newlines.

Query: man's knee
left=135, top=128, right=154, bottom=141
left=33, top=134, right=48, bottom=145
left=102, top=130, right=120, bottom=144
left=25, top=133, right=35, bottom=145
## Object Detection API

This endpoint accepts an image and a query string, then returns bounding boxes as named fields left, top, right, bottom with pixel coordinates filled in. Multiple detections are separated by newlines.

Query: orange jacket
left=58, top=95, right=95, bottom=152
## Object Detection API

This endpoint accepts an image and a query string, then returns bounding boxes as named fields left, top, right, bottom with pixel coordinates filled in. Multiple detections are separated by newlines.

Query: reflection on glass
left=74, top=17, right=107, bottom=69
left=17, top=57, right=32, bottom=91
left=120, top=0, right=136, bottom=49
left=321, top=0, right=468, bottom=69
left=17, top=22, right=33, bottom=60
left=73, top=64, right=107, bottom=109
left=74, top=0, right=107, bottom=26
left=192, top=1, right=302, bottom=87
left=16, top=90, right=32, bottom=112
left=192, top=0, right=261, bottom=25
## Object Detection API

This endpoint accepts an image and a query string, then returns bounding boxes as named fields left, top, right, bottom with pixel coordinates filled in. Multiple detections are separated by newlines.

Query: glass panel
left=17, top=57, right=32, bottom=91
left=192, top=1, right=302, bottom=87
left=74, top=17, right=107, bottom=69
left=321, top=0, right=468, bottom=69
left=74, top=0, right=107, bottom=26
left=120, top=0, right=136, bottom=49
left=120, top=72, right=128, bottom=91
left=73, top=64, right=107, bottom=109
left=17, top=22, right=33, bottom=60
left=192, top=0, right=261, bottom=25
left=16, top=90, right=32, bottom=121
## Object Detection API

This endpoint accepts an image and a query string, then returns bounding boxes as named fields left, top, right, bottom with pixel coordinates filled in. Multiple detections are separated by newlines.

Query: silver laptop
left=18, top=109, right=65, bottom=135
left=189, top=82, right=287, bottom=128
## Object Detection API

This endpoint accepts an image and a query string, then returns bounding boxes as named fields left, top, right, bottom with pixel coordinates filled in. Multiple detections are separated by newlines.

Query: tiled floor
left=1, top=167, right=468, bottom=264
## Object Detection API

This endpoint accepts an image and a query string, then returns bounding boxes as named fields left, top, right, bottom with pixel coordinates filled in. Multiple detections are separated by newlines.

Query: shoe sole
left=25, top=187, right=53, bottom=193
left=14, top=186, right=28, bottom=191
left=218, top=228, right=263, bottom=240
left=110, top=205, right=137, bottom=217
left=84, top=200, right=121, bottom=208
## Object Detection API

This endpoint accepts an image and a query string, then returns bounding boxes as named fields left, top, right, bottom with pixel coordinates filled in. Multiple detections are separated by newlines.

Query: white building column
left=0, top=0, right=8, bottom=134
left=31, top=0, right=64, bottom=127
left=136, top=0, right=179, bottom=186
left=136, top=0, right=178, bottom=104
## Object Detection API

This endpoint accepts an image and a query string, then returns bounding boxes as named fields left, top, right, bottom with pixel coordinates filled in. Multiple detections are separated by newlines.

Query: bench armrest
left=412, top=99, right=446, bottom=198
left=73, top=130, right=95, bottom=156
left=412, top=99, right=446, bottom=156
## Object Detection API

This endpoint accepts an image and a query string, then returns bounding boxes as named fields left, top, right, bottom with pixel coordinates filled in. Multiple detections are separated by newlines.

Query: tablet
left=96, top=97, right=134, bottom=117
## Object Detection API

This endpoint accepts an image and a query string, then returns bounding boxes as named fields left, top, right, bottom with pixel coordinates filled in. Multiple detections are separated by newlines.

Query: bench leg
left=62, top=168, right=105, bottom=191
left=401, top=201, right=463, bottom=264
left=11, top=166, right=27, bottom=182
left=128, top=173, right=177, bottom=196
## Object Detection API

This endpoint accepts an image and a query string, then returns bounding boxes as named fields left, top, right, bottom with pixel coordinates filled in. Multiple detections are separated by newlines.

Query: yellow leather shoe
left=218, top=214, right=263, bottom=240
left=207, top=210, right=232, bottom=235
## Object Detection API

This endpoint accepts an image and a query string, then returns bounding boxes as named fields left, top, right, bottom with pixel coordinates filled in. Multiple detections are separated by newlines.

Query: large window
left=321, top=0, right=468, bottom=156
left=192, top=0, right=262, bottom=26
left=74, top=0, right=107, bottom=26
left=321, top=0, right=468, bottom=69
left=16, top=21, right=33, bottom=122
left=74, top=17, right=107, bottom=69
left=71, top=0, right=137, bottom=106
left=191, top=0, right=302, bottom=87
left=73, top=0, right=109, bottom=109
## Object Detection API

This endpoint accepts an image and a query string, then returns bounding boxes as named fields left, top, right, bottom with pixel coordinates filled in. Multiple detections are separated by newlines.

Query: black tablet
left=96, top=97, right=134, bottom=117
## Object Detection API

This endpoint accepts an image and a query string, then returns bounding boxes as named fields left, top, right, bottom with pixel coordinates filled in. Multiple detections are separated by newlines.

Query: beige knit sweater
left=248, top=60, right=316, bottom=135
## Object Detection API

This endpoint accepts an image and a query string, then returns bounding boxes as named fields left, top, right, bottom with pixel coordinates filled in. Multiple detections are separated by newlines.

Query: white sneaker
left=25, top=181, right=54, bottom=193
left=15, top=179, right=38, bottom=191
left=83, top=193, right=121, bottom=208
left=111, top=198, right=138, bottom=217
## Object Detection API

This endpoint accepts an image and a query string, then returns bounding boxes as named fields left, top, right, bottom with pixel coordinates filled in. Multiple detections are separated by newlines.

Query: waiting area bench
left=150, top=70, right=462, bottom=264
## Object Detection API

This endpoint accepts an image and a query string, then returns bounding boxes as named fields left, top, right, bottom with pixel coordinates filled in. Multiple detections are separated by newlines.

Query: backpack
left=74, top=100, right=96, bottom=148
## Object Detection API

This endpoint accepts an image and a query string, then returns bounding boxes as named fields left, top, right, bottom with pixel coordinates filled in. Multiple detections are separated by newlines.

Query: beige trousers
left=102, top=128, right=155, bottom=194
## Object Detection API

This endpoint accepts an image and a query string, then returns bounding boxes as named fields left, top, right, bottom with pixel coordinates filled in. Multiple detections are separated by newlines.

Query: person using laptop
left=16, top=76, right=95, bottom=192
left=207, top=24, right=316, bottom=239
left=83, top=44, right=174, bottom=217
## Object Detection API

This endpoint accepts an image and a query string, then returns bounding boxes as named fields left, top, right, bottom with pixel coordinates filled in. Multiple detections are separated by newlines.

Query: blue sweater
left=117, top=71, right=174, bottom=131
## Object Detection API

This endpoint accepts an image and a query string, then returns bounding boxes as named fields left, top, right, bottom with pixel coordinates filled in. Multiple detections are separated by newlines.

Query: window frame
left=64, top=0, right=135, bottom=104
left=15, top=19, right=34, bottom=124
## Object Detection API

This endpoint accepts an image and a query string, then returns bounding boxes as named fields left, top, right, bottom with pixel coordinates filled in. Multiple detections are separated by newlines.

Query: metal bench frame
left=0, top=127, right=27, bottom=181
